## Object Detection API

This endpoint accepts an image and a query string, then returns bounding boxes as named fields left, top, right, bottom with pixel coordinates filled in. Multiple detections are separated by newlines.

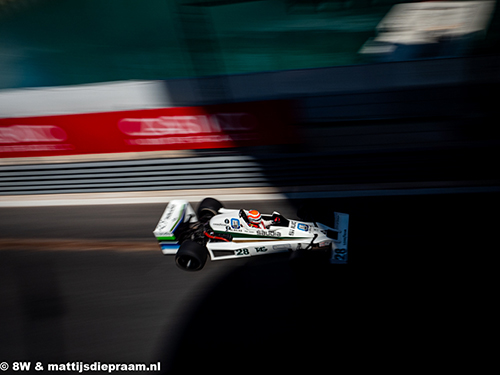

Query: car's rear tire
left=197, top=197, right=223, bottom=223
left=175, top=240, right=208, bottom=271
left=296, top=204, right=314, bottom=222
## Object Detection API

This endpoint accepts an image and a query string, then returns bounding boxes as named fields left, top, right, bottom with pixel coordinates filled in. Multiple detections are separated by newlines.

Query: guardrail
left=0, top=155, right=269, bottom=195
left=2, top=147, right=496, bottom=196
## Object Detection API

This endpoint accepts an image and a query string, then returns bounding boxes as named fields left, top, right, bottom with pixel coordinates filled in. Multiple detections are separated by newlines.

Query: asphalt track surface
left=0, top=193, right=496, bottom=373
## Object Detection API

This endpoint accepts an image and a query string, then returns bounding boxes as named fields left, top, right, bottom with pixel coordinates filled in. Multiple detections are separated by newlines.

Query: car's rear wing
left=330, top=212, right=349, bottom=264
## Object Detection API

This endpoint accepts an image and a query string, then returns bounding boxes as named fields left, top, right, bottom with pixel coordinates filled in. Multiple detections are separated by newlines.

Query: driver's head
left=247, top=209, right=262, bottom=227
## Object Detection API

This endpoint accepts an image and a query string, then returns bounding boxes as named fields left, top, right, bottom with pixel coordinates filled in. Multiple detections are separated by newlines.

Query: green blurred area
left=0, top=0, right=498, bottom=89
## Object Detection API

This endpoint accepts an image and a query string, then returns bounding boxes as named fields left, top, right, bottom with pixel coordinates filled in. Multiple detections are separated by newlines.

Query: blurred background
left=1, top=0, right=499, bottom=373
left=0, top=0, right=499, bottom=87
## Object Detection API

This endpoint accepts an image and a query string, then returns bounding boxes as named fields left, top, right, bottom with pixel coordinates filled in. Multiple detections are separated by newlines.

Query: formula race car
left=153, top=198, right=349, bottom=271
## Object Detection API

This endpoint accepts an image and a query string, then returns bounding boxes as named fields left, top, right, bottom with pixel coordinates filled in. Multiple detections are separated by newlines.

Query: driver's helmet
left=247, top=209, right=262, bottom=228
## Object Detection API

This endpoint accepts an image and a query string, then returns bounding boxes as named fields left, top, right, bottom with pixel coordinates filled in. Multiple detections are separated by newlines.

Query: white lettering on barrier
left=0, top=125, right=68, bottom=144
left=125, top=133, right=258, bottom=146
left=118, top=113, right=257, bottom=137
left=0, top=144, right=74, bottom=152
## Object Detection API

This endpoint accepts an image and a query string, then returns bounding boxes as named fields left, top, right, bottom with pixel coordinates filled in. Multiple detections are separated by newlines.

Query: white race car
left=153, top=198, right=349, bottom=271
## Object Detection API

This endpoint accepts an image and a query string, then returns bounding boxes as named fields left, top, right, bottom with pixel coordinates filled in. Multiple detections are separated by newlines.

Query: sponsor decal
left=256, top=230, right=281, bottom=237
left=231, top=218, right=240, bottom=229
left=297, top=223, right=309, bottom=232
left=156, top=203, right=178, bottom=231
left=165, top=204, right=176, bottom=220
left=212, top=222, right=227, bottom=227
left=155, top=222, right=170, bottom=232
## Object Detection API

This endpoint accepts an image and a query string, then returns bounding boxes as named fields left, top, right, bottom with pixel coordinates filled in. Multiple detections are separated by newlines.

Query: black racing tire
left=296, top=204, right=314, bottom=222
left=175, top=240, right=208, bottom=272
left=197, top=197, right=223, bottom=222
left=297, top=202, right=327, bottom=223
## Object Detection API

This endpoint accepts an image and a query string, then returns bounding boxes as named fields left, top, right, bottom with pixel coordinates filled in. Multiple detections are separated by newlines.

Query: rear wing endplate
left=330, top=212, right=349, bottom=264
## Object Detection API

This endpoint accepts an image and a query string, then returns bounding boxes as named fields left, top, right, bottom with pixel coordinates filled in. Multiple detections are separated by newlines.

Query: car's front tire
left=175, top=240, right=208, bottom=271
left=197, top=197, right=224, bottom=223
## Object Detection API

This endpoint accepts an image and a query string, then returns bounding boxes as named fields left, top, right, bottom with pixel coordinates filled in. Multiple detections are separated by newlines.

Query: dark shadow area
left=11, top=253, right=67, bottom=365
left=289, top=192, right=498, bottom=266
left=158, top=253, right=355, bottom=374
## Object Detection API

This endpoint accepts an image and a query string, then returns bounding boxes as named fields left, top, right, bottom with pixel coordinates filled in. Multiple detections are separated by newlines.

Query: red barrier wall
left=0, top=101, right=297, bottom=158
